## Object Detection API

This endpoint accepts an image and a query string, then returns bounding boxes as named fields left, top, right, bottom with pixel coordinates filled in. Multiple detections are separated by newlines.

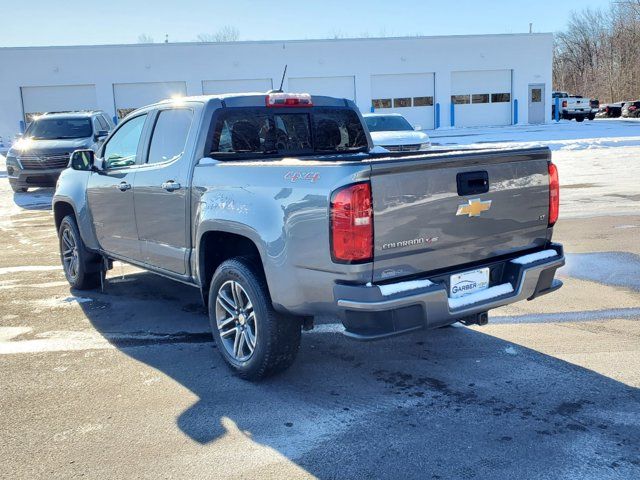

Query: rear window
left=210, top=108, right=367, bottom=158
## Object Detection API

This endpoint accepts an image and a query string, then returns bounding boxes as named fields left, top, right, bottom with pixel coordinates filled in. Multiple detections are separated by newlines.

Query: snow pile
left=374, top=279, right=434, bottom=296
left=511, top=249, right=558, bottom=265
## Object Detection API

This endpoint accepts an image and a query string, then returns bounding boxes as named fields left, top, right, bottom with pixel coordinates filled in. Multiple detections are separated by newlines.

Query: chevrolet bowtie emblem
left=456, top=198, right=492, bottom=217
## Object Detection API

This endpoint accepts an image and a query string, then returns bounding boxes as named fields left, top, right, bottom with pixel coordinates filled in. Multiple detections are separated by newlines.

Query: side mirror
left=414, top=124, right=423, bottom=131
left=94, top=130, right=109, bottom=141
left=70, top=149, right=95, bottom=171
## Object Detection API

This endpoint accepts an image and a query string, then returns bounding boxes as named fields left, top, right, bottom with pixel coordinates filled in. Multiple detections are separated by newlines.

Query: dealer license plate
left=449, top=268, right=490, bottom=299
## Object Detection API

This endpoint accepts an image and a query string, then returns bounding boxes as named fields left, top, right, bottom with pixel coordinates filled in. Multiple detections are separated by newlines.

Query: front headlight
left=419, top=142, right=431, bottom=150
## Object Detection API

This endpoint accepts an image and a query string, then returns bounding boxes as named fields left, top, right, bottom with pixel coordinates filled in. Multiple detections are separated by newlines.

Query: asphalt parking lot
left=1, top=123, right=639, bottom=479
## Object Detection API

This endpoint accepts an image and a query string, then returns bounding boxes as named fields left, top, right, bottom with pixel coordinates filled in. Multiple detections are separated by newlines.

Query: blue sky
left=4, top=0, right=612, bottom=47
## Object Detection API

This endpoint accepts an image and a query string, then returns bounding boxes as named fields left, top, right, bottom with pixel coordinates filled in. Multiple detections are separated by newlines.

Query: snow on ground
left=429, top=118, right=640, bottom=151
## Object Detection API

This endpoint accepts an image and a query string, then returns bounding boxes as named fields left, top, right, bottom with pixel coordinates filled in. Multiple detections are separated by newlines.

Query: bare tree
left=137, top=33, right=154, bottom=44
left=553, top=2, right=640, bottom=102
left=196, top=26, right=240, bottom=43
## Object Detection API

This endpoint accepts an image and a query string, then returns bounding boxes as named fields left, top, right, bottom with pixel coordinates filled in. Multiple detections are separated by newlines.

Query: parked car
left=621, top=100, right=640, bottom=118
left=362, top=113, right=430, bottom=151
left=600, top=102, right=624, bottom=118
left=552, top=92, right=593, bottom=121
left=5, top=111, right=113, bottom=193
left=53, top=92, right=564, bottom=380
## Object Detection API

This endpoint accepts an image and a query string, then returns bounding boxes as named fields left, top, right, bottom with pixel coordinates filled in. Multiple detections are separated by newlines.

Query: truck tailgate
left=369, top=148, right=551, bottom=282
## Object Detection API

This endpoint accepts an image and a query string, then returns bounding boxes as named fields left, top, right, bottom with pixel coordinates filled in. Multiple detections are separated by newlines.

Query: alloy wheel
left=215, top=280, right=257, bottom=362
left=61, top=226, right=79, bottom=281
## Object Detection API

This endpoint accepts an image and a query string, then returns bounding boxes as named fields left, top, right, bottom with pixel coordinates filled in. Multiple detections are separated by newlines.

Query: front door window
left=102, top=114, right=147, bottom=168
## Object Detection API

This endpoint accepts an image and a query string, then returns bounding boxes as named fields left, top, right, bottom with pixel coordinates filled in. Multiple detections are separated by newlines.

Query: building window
left=372, top=99, right=392, bottom=109
left=393, top=98, right=412, bottom=108
left=531, top=88, right=542, bottom=103
left=451, top=95, right=470, bottom=105
left=491, top=93, right=511, bottom=103
left=413, top=96, right=434, bottom=107
left=472, top=94, right=490, bottom=104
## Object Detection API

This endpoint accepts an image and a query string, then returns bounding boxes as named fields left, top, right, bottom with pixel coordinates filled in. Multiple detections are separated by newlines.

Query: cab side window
left=147, top=109, right=193, bottom=164
left=102, top=114, right=147, bottom=169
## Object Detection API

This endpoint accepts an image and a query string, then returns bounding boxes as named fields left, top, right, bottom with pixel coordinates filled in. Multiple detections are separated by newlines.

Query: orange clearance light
left=266, top=93, right=313, bottom=107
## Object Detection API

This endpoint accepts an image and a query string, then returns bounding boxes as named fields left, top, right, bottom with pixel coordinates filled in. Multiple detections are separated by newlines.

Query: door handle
left=116, top=181, right=131, bottom=191
left=161, top=181, right=181, bottom=192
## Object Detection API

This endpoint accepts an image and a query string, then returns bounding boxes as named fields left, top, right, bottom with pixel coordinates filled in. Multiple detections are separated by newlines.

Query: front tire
left=575, top=116, right=585, bottom=122
left=58, top=215, right=101, bottom=290
left=208, top=257, right=301, bottom=380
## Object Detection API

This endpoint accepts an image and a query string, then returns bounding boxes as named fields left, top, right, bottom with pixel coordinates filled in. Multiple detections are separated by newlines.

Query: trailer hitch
left=459, top=311, right=489, bottom=326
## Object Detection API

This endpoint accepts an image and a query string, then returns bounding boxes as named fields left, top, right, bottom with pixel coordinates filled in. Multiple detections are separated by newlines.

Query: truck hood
left=8, top=137, right=92, bottom=156
left=369, top=130, right=430, bottom=146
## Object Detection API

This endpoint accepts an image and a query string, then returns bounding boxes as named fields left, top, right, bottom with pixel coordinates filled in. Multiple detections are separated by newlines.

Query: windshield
left=211, top=108, right=368, bottom=158
left=364, top=115, right=413, bottom=132
left=25, top=118, right=92, bottom=140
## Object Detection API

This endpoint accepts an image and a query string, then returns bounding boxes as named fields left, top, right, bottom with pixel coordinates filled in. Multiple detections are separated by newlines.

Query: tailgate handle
left=457, top=171, right=489, bottom=196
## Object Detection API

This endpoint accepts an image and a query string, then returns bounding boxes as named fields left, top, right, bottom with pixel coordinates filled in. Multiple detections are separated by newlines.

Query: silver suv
left=6, top=111, right=113, bottom=192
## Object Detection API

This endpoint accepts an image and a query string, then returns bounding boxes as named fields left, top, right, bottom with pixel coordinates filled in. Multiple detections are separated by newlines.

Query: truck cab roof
left=144, top=92, right=353, bottom=110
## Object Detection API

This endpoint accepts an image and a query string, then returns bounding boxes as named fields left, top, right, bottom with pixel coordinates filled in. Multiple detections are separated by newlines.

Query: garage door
left=288, top=76, right=355, bottom=100
left=113, top=81, right=187, bottom=119
left=451, top=70, right=512, bottom=127
left=371, top=73, right=435, bottom=130
left=21, top=84, right=97, bottom=123
left=202, top=78, right=273, bottom=95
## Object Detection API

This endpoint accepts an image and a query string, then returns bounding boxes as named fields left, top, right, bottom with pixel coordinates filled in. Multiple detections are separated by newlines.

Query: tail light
left=548, top=162, right=559, bottom=226
left=330, top=182, right=373, bottom=263
left=266, top=92, right=313, bottom=107
left=562, top=100, right=567, bottom=108
left=630, top=106, right=637, bottom=111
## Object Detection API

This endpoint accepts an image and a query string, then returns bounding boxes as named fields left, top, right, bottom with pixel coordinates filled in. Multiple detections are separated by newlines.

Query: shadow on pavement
left=12, top=187, right=54, bottom=211
left=78, top=270, right=640, bottom=479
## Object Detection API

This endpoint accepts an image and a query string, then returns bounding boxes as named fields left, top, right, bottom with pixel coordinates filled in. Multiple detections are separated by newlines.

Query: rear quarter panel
left=192, top=158, right=372, bottom=315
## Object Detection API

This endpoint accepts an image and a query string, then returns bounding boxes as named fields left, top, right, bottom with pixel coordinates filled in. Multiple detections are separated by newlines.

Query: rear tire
left=58, top=215, right=101, bottom=290
left=588, top=114, right=595, bottom=121
left=208, top=257, right=301, bottom=380
left=575, top=116, right=585, bottom=122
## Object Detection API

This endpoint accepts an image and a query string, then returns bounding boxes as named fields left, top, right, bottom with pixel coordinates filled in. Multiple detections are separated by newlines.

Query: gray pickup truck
left=53, top=92, right=564, bottom=380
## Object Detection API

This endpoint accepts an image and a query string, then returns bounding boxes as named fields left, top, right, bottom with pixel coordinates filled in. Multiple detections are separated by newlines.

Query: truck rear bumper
left=334, top=243, right=565, bottom=340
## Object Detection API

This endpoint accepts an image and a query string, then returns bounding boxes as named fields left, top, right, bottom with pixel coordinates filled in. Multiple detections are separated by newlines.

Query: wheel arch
left=198, top=229, right=267, bottom=307
left=53, top=200, right=77, bottom=232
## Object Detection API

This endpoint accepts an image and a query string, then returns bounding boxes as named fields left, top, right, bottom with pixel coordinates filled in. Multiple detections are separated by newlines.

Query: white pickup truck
left=552, top=92, right=595, bottom=122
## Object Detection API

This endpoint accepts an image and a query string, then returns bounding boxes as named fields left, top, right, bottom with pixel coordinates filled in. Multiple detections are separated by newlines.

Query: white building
left=0, top=33, right=552, bottom=140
